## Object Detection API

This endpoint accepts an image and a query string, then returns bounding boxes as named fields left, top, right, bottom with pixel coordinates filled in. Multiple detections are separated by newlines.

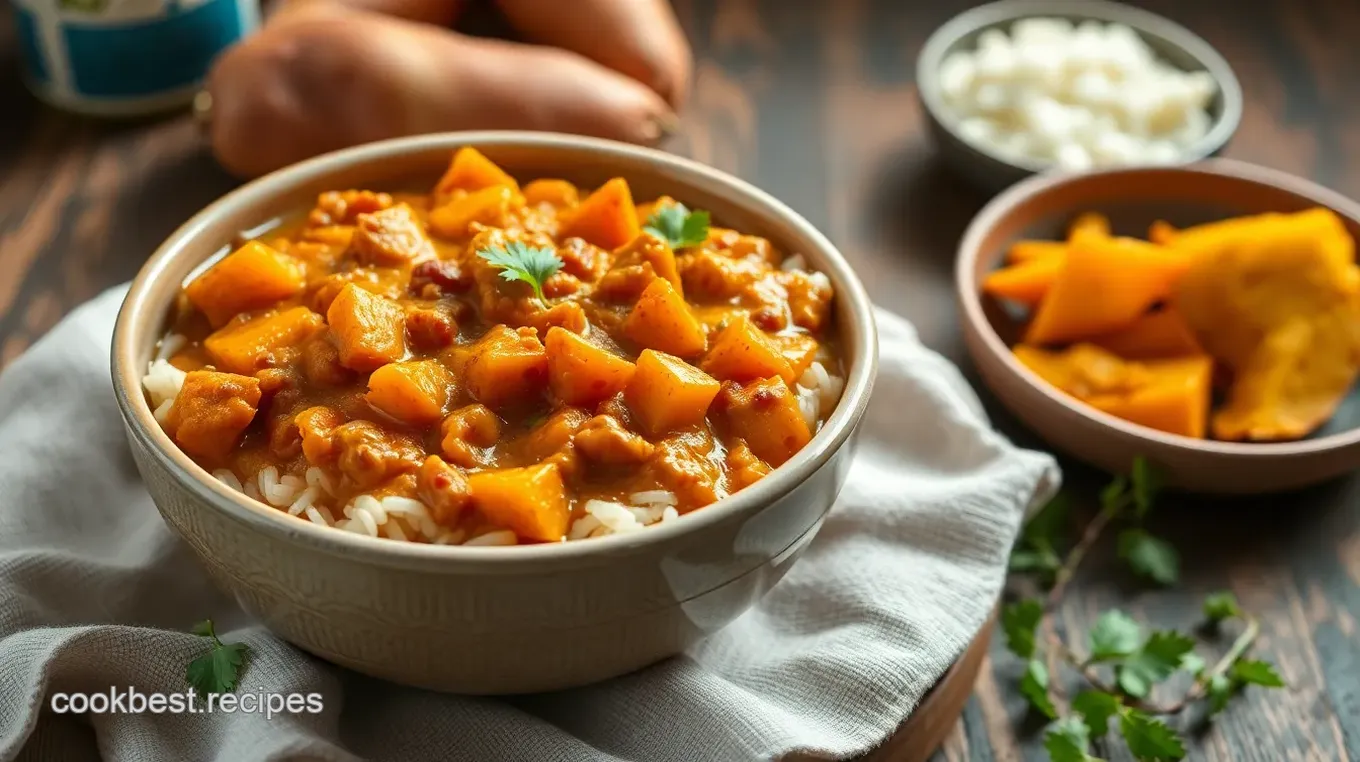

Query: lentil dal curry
left=142, top=148, right=844, bottom=546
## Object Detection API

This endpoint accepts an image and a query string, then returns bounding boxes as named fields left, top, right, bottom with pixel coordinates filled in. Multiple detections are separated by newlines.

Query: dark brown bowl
left=957, top=159, right=1360, bottom=494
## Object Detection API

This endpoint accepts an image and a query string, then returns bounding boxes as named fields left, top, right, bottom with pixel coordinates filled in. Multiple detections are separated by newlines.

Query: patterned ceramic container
left=11, top=0, right=257, bottom=116
left=111, top=132, right=880, bottom=694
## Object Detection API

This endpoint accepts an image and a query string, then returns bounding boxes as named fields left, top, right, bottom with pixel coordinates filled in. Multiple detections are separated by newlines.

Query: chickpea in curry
left=144, top=147, right=843, bottom=546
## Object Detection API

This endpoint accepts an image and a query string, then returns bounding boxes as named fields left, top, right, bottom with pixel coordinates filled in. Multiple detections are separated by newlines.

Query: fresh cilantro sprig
left=643, top=202, right=710, bottom=249
left=186, top=619, right=249, bottom=698
left=1002, top=457, right=1285, bottom=761
left=476, top=242, right=564, bottom=303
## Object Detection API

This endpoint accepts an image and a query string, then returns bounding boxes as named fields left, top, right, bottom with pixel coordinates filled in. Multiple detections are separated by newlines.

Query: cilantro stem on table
left=186, top=619, right=250, bottom=698
left=1003, top=456, right=1286, bottom=761
left=475, top=242, right=564, bottom=304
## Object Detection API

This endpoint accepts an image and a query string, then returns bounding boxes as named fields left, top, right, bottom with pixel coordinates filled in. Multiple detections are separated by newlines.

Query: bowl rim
left=112, top=130, right=880, bottom=571
left=915, top=0, right=1244, bottom=174
left=956, top=156, right=1360, bottom=458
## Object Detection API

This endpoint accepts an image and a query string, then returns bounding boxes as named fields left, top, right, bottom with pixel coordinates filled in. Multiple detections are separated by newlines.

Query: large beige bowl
left=957, top=159, right=1360, bottom=494
left=111, top=132, right=877, bottom=694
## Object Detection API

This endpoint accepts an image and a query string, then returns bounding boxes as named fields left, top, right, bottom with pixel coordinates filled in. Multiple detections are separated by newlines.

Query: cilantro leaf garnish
left=1119, top=707, right=1186, bottom=760
left=1129, top=456, right=1163, bottom=519
left=1072, top=690, right=1122, bottom=736
left=186, top=619, right=249, bottom=698
left=476, top=242, right=564, bottom=303
left=1001, top=599, right=1044, bottom=660
left=1020, top=658, right=1058, bottom=719
left=1089, top=610, right=1142, bottom=662
left=643, top=202, right=710, bottom=249
left=1230, top=658, right=1285, bottom=688
left=1116, top=630, right=1197, bottom=699
left=1045, top=716, right=1101, bottom=762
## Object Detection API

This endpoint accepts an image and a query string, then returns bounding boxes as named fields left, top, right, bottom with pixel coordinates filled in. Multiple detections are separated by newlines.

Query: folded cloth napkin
left=0, top=285, right=1058, bottom=762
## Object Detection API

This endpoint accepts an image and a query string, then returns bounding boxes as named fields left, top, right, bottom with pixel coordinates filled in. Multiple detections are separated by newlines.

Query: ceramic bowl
left=957, top=158, right=1360, bottom=494
left=111, top=132, right=879, bottom=694
left=916, top=0, right=1243, bottom=193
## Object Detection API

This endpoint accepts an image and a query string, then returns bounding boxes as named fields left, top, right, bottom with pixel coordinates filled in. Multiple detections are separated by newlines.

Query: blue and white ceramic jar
left=11, top=0, right=258, bottom=117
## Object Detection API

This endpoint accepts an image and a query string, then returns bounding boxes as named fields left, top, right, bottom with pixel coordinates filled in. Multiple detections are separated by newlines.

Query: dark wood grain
left=2, top=1, right=1358, bottom=759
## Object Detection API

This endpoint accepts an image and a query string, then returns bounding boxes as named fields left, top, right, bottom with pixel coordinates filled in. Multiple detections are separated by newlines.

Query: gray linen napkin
left=0, top=284, right=1058, bottom=762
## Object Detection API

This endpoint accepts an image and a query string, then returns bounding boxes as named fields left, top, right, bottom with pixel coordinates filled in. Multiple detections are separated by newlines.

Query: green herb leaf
left=1206, top=673, right=1237, bottom=715
left=1117, top=529, right=1181, bottom=586
left=1119, top=708, right=1186, bottom=761
left=1001, top=599, right=1044, bottom=660
left=1179, top=652, right=1206, bottom=677
left=1230, top=658, right=1285, bottom=688
left=1020, top=658, right=1059, bottom=719
left=1009, top=545, right=1063, bottom=576
left=1089, top=610, right=1142, bottom=662
left=475, top=242, right=564, bottom=303
left=1202, top=592, right=1242, bottom=624
left=1100, top=474, right=1129, bottom=512
left=186, top=619, right=249, bottom=697
left=1116, top=631, right=1196, bottom=699
left=1045, top=716, right=1102, bottom=762
left=1072, top=690, right=1122, bottom=736
left=643, top=203, right=711, bottom=249
left=1130, top=456, right=1163, bottom=519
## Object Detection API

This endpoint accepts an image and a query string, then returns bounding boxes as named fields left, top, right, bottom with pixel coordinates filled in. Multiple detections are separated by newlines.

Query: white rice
left=212, top=469, right=242, bottom=492
left=155, top=334, right=188, bottom=362
left=257, top=466, right=304, bottom=508
left=142, top=359, right=185, bottom=410
left=780, top=253, right=807, bottom=272
left=286, top=486, right=320, bottom=516
left=465, top=529, right=517, bottom=547
left=304, top=466, right=334, bottom=496
left=628, top=490, right=677, bottom=506
left=794, top=360, right=845, bottom=431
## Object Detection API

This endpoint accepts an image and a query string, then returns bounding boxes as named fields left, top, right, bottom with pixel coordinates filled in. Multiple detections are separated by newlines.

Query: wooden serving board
left=785, top=611, right=994, bottom=762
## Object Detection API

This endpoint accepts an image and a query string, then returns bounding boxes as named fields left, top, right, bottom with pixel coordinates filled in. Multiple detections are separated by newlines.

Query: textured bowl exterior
left=957, top=159, right=1360, bottom=494
left=112, top=132, right=878, bottom=694
left=916, top=0, right=1243, bottom=194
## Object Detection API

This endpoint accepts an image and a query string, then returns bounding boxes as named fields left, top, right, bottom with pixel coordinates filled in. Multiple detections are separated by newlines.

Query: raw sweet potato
left=164, top=371, right=262, bottom=459
left=1005, top=240, right=1067, bottom=264
left=715, top=376, right=813, bottom=466
left=624, top=349, right=721, bottom=435
left=559, top=178, right=640, bottom=250
left=325, top=283, right=407, bottom=372
left=462, top=325, right=549, bottom=409
left=1024, top=236, right=1190, bottom=345
left=700, top=314, right=796, bottom=384
left=366, top=359, right=453, bottom=425
left=467, top=462, right=569, bottom=542
left=623, top=278, right=707, bottom=358
left=203, top=306, right=324, bottom=375
left=434, top=146, right=519, bottom=200
left=185, top=241, right=306, bottom=327
left=982, top=256, right=1066, bottom=306
left=544, top=326, right=636, bottom=406
left=1091, top=307, right=1203, bottom=359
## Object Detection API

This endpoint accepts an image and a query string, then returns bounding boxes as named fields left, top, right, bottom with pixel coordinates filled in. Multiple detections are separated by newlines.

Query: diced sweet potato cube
left=434, top=146, right=520, bottom=199
left=185, top=241, right=305, bottom=327
left=1091, top=307, right=1204, bottom=359
left=1068, top=211, right=1111, bottom=241
left=350, top=204, right=434, bottom=265
left=623, top=278, right=707, bottom=358
left=545, top=326, right=637, bottom=406
left=612, top=233, right=683, bottom=295
left=523, top=179, right=579, bottom=208
left=428, top=185, right=523, bottom=239
left=715, top=376, right=812, bottom=467
left=624, top=349, right=721, bottom=435
left=559, top=177, right=640, bottom=250
left=772, top=332, right=819, bottom=379
left=203, top=306, right=324, bottom=375
left=463, top=325, right=549, bottom=409
left=701, top=315, right=796, bottom=384
left=326, top=283, right=407, bottom=372
left=164, top=371, right=262, bottom=460
left=522, top=407, right=590, bottom=461
left=366, top=360, right=453, bottom=425
left=468, top=462, right=569, bottom=542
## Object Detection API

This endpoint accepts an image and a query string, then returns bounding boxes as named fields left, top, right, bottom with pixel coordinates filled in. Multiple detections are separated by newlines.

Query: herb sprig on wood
left=1003, top=457, right=1285, bottom=761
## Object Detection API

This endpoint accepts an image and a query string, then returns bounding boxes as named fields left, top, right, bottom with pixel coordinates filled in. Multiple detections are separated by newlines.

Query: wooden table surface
left=3, top=1, right=1358, bottom=760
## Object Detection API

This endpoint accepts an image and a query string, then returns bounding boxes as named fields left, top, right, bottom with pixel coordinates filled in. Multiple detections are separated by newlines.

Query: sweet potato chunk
left=523, top=179, right=579, bottom=208
left=624, top=278, right=707, bottom=358
left=1089, top=357, right=1213, bottom=439
left=612, top=233, right=682, bottom=294
left=701, top=315, right=796, bottom=384
left=185, top=241, right=305, bottom=327
left=1091, top=307, right=1203, bottom=359
left=350, top=204, right=434, bottom=265
left=560, top=177, right=640, bottom=250
left=164, top=371, right=262, bottom=460
left=463, top=325, right=549, bottom=409
left=715, top=377, right=812, bottom=467
left=429, top=185, right=523, bottom=239
left=545, top=326, right=636, bottom=406
left=624, top=349, right=721, bottom=435
left=982, top=256, right=1066, bottom=307
left=203, top=307, right=324, bottom=375
left=435, top=146, right=519, bottom=199
left=295, top=405, right=344, bottom=464
left=1025, top=236, right=1190, bottom=345
left=326, top=283, right=407, bottom=372
left=1005, top=240, right=1067, bottom=264
left=772, top=332, right=820, bottom=379
left=522, top=407, right=590, bottom=461
left=468, top=462, right=569, bottom=542
left=366, top=360, right=453, bottom=425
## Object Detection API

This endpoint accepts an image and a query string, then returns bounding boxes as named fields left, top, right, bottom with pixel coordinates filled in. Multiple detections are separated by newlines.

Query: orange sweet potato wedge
left=982, top=256, right=1066, bottom=306
left=1091, top=307, right=1204, bottom=359
left=560, top=178, right=640, bottom=250
left=434, top=146, right=519, bottom=199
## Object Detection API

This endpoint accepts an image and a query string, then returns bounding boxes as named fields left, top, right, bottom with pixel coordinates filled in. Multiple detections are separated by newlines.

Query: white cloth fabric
left=0, top=284, right=1058, bottom=762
